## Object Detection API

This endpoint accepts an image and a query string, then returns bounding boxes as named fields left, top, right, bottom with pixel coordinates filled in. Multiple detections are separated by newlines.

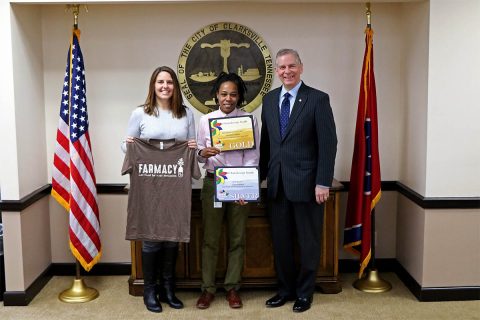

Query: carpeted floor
left=0, top=273, right=478, bottom=320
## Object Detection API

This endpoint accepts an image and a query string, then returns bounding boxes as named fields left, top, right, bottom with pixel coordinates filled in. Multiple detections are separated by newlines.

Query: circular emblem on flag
left=178, top=22, right=274, bottom=114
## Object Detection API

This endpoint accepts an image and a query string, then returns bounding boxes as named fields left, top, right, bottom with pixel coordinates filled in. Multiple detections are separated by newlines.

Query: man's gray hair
left=275, top=49, right=302, bottom=66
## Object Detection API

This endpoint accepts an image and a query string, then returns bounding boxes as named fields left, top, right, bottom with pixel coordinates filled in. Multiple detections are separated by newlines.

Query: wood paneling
left=129, top=182, right=342, bottom=294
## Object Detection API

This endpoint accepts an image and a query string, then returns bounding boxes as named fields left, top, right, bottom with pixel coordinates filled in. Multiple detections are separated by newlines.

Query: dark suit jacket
left=260, top=82, right=337, bottom=202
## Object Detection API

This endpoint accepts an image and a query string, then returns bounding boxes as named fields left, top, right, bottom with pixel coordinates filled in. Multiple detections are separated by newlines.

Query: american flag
left=343, top=27, right=381, bottom=278
left=51, top=29, right=101, bottom=271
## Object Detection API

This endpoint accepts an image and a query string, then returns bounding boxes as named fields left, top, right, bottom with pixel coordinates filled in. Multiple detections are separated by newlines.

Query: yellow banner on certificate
left=209, top=115, right=256, bottom=151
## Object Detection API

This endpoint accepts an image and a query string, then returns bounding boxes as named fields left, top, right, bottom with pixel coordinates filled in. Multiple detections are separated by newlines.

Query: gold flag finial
left=366, top=2, right=372, bottom=28
left=66, top=4, right=88, bottom=29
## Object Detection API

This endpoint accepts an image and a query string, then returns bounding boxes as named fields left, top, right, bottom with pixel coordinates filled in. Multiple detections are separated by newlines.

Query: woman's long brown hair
left=143, top=66, right=186, bottom=118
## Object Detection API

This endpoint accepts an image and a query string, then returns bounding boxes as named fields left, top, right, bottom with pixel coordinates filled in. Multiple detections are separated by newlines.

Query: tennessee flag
left=51, top=29, right=101, bottom=271
left=344, top=27, right=381, bottom=278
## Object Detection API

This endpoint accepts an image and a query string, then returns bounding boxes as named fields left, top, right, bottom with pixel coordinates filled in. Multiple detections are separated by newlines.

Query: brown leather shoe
left=196, top=291, right=215, bottom=309
left=226, top=289, right=243, bottom=308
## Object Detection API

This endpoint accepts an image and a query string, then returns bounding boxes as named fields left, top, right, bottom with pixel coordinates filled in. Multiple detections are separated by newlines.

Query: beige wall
left=397, top=195, right=426, bottom=285
left=11, top=5, right=48, bottom=198
left=426, top=0, right=480, bottom=197
left=423, top=209, right=480, bottom=287
left=40, top=2, right=406, bottom=184
left=41, top=1, right=407, bottom=267
left=397, top=195, right=480, bottom=287
left=395, top=0, right=480, bottom=288
left=339, top=191, right=397, bottom=260
left=0, top=1, right=20, bottom=199
left=401, top=0, right=429, bottom=196
left=2, top=197, right=51, bottom=291
left=1, top=0, right=479, bottom=292
left=49, top=195, right=130, bottom=263
left=0, top=4, right=47, bottom=199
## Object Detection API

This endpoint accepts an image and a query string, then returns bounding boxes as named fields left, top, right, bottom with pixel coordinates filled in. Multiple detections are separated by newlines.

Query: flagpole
left=354, top=209, right=392, bottom=292
left=353, top=3, right=392, bottom=293
left=58, top=5, right=99, bottom=303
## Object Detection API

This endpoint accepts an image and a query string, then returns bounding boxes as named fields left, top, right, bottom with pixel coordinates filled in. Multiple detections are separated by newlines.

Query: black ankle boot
left=160, top=246, right=184, bottom=309
left=142, top=251, right=162, bottom=313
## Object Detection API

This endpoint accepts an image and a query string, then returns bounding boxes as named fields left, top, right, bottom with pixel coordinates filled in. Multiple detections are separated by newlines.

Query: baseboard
left=2, top=260, right=478, bottom=305
left=3, top=265, right=53, bottom=306
left=394, top=262, right=480, bottom=302
left=50, top=262, right=132, bottom=276
left=340, top=259, right=480, bottom=302
left=339, top=258, right=399, bottom=274
left=2, top=263, right=130, bottom=306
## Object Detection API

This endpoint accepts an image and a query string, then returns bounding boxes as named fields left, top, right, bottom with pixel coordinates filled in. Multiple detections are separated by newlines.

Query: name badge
left=213, top=197, right=222, bottom=208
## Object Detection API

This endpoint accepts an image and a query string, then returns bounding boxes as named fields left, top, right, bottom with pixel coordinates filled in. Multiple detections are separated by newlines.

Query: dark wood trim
left=339, top=258, right=399, bottom=274
left=2, top=265, right=53, bottom=306
left=0, top=183, right=129, bottom=212
left=96, top=184, right=128, bottom=194
left=340, top=180, right=398, bottom=192
left=396, top=182, right=480, bottom=209
left=0, top=185, right=51, bottom=212
left=1, top=182, right=478, bottom=212
left=339, top=181, right=480, bottom=209
left=395, top=262, right=480, bottom=301
left=50, top=262, right=131, bottom=276
left=418, top=286, right=480, bottom=302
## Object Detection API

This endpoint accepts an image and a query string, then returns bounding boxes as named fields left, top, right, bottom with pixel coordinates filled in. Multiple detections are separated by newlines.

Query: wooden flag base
left=353, top=268, right=392, bottom=293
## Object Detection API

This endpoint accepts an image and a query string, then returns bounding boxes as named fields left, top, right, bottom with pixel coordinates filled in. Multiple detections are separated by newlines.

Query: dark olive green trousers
left=200, top=176, right=249, bottom=293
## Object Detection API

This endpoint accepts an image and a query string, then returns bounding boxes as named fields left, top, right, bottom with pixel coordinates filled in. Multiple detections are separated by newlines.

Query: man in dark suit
left=260, top=48, right=337, bottom=313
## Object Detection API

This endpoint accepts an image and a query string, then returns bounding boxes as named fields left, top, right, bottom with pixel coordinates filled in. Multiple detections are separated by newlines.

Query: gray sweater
left=122, top=106, right=195, bottom=153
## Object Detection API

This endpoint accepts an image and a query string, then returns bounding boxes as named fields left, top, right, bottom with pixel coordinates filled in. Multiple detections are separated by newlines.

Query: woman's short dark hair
left=211, top=72, right=247, bottom=107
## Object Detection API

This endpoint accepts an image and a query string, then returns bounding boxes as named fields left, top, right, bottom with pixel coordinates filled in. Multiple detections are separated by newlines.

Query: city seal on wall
left=178, top=22, right=273, bottom=114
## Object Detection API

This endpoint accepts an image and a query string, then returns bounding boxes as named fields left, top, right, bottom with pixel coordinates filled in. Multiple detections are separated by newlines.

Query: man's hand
left=315, top=186, right=330, bottom=204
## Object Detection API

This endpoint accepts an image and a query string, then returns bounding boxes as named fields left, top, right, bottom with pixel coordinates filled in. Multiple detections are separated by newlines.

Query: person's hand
left=126, top=136, right=134, bottom=143
left=315, top=186, right=330, bottom=204
left=199, top=147, right=221, bottom=158
left=235, top=198, right=247, bottom=206
left=187, top=139, right=197, bottom=149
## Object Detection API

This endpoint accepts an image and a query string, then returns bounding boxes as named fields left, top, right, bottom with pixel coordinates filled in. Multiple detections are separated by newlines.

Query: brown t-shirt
left=121, top=138, right=201, bottom=242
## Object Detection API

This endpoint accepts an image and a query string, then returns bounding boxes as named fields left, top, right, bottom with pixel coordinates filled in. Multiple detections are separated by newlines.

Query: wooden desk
left=128, top=180, right=343, bottom=295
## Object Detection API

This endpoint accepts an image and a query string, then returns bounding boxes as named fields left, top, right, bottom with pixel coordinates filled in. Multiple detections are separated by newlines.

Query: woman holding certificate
left=196, top=72, right=260, bottom=309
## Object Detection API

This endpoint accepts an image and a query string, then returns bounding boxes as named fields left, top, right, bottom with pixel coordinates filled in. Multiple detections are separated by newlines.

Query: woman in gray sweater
left=122, top=66, right=196, bottom=313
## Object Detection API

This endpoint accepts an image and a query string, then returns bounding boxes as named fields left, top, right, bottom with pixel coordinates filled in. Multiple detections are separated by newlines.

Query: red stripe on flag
left=69, top=227, right=94, bottom=263
left=51, top=178, right=70, bottom=203
left=69, top=197, right=101, bottom=251
left=53, top=154, right=70, bottom=178
left=84, top=132, right=97, bottom=184
left=56, top=129, right=69, bottom=151
left=73, top=140, right=96, bottom=183
left=70, top=159, right=99, bottom=218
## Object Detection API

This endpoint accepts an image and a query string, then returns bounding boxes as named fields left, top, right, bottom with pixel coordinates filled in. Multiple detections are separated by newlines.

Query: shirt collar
left=280, top=81, right=302, bottom=99
left=218, top=107, right=239, bottom=117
